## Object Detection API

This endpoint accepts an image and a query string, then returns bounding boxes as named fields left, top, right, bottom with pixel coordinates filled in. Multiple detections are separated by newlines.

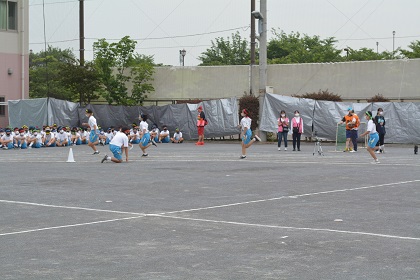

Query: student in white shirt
left=56, top=127, right=69, bottom=147
left=138, top=114, right=156, bottom=157
left=43, top=127, right=56, bottom=147
left=101, top=127, right=130, bottom=163
left=238, top=109, right=261, bottom=159
left=27, top=129, right=43, bottom=148
left=159, top=126, right=170, bottom=143
left=13, top=128, right=28, bottom=149
left=171, top=128, right=184, bottom=143
left=1, top=128, right=15, bottom=149
left=360, top=111, right=380, bottom=164
left=82, top=109, right=100, bottom=154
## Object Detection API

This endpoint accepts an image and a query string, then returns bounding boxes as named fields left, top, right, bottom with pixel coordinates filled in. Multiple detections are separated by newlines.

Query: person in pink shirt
left=291, top=110, right=303, bottom=151
left=277, top=110, right=289, bottom=151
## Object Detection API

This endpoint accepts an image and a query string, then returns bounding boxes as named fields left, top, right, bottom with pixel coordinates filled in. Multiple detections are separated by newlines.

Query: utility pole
left=79, top=0, right=85, bottom=66
left=259, top=0, right=267, bottom=95
left=250, top=0, right=256, bottom=96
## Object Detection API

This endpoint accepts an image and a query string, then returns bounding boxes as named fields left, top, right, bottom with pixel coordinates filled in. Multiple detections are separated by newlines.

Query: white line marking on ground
left=0, top=216, right=144, bottom=237
left=0, top=199, right=144, bottom=215
left=159, top=180, right=420, bottom=215
left=150, top=214, right=420, bottom=241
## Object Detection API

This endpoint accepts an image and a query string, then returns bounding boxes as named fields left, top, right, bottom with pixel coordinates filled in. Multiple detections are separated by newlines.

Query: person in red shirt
left=196, top=106, right=207, bottom=145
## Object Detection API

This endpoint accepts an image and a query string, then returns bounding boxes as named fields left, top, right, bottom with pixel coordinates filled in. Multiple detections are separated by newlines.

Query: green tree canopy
left=342, top=47, right=395, bottom=61
left=400, top=40, right=420, bottom=58
left=198, top=32, right=250, bottom=66
left=93, top=36, right=155, bottom=105
left=267, top=30, right=342, bottom=64
left=29, top=46, right=76, bottom=100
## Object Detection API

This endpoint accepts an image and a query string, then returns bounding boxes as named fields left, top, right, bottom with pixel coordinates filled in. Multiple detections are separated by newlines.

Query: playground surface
left=0, top=142, right=419, bottom=279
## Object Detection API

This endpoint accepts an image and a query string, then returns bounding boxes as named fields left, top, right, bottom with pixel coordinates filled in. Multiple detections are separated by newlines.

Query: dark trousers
left=277, top=132, right=288, bottom=147
left=350, top=130, right=358, bottom=151
left=292, top=132, right=301, bottom=150
left=376, top=133, right=385, bottom=146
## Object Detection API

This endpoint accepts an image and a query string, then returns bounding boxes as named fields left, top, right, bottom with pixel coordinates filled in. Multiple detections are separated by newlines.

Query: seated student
left=1, top=128, right=14, bottom=149
left=13, top=128, right=28, bottom=149
left=159, top=126, right=170, bottom=143
left=28, top=129, right=43, bottom=148
left=150, top=124, right=159, bottom=143
left=43, top=127, right=56, bottom=147
left=56, top=127, right=69, bottom=147
left=0, top=128, right=4, bottom=148
left=129, top=127, right=141, bottom=144
left=70, top=127, right=81, bottom=145
left=99, top=129, right=107, bottom=146
left=104, top=128, right=114, bottom=144
left=171, top=128, right=184, bottom=143
left=79, top=128, right=88, bottom=144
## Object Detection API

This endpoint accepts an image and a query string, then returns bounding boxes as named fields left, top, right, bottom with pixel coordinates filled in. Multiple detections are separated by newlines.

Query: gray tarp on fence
left=8, top=97, right=239, bottom=140
left=260, top=93, right=420, bottom=143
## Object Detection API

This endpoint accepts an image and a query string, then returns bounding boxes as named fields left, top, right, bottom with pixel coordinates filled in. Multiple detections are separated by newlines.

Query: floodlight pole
left=250, top=0, right=256, bottom=96
left=258, top=0, right=267, bottom=95
left=79, top=0, right=84, bottom=66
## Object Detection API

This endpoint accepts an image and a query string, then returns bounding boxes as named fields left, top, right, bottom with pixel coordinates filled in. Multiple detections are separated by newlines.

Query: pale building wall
left=0, top=0, right=29, bottom=127
left=144, top=59, right=420, bottom=105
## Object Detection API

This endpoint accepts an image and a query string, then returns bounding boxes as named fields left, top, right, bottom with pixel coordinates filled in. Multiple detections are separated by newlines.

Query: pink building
left=0, top=0, right=29, bottom=128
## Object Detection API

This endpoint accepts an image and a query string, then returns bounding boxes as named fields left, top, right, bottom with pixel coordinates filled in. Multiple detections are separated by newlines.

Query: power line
left=29, top=25, right=250, bottom=45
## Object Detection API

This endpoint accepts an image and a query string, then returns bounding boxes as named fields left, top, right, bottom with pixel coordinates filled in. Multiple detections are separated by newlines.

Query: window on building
left=0, top=97, right=6, bottom=116
left=0, top=0, right=17, bottom=31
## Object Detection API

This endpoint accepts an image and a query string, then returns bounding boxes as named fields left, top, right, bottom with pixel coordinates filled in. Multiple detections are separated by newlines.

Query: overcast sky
left=29, top=0, right=420, bottom=66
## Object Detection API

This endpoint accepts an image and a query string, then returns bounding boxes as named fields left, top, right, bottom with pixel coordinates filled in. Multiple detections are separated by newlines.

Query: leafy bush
left=293, top=89, right=342, bottom=101
left=239, top=95, right=259, bottom=131
left=366, top=94, right=390, bottom=103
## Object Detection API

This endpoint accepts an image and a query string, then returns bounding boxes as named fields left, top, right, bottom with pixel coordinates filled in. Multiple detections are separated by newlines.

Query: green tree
left=29, top=46, right=76, bottom=100
left=58, top=60, right=101, bottom=104
left=343, top=47, right=395, bottom=61
left=198, top=32, right=250, bottom=66
left=93, top=36, right=155, bottom=105
left=267, top=30, right=342, bottom=64
left=400, top=40, right=420, bottom=58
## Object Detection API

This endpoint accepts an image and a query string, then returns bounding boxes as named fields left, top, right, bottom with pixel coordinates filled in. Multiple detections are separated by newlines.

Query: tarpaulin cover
left=260, top=93, right=420, bottom=143
left=8, top=97, right=239, bottom=140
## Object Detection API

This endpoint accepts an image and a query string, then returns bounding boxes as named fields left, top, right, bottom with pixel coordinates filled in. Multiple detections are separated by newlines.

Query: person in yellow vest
left=196, top=106, right=207, bottom=145
left=339, top=107, right=360, bottom=152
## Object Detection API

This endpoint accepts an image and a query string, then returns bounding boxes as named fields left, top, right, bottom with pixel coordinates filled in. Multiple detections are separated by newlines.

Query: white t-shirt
left=56, top=132, right=68, bottom=142
left=110, top=131, right=129, bottom=147
left=240, top=117, right=252, bottom=130
left=1, top=134, right=14, bottom=141
left=105, top=132, right=114, bottom=141
left=160, top=130, right=169, bottom=136
left=367, top=119, right=377, bottom=134
left=31, top=134, right=43, bottom=143
left=88, top=116, right=97, bottom=130
left=130, top=131, right=140, bottom=140
left=139, top=121, right=149, bottom=133
left=173, top=132, right=182, bottom=139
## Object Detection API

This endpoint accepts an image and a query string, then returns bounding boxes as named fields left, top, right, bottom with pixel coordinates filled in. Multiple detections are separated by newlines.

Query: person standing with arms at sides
left=196, top=106, right=207, bottom=146
left=82, top=109, right=100, bottom=155
left=101, top=127, right=130, bottom=163
left=374, top=108, right=386, bottom=153
left=291, top=110, right=303, bottom=151
left=139, top=114, right=154, bottom=157
left=277, top=110, right=289, bottom=151
left=360, top=111, right=380, bottom=164
left=239, top=109, right=261, bottom=159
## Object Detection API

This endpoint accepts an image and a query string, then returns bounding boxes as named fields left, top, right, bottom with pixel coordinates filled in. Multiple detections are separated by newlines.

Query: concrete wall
left=144, top=59, right=420, bottom=105
left=0, top=0, right=29, bottom=127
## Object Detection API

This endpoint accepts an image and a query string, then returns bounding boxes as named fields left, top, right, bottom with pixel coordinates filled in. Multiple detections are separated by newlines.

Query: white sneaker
left=375, top=150, right=381, bottom=154
left=371, top=159, right=380, bottom=164
left=284, top=147, right=287, bottom=151
left=349, top=150, right=356, bottom=153
left=278, top=147, right=281, bottom=151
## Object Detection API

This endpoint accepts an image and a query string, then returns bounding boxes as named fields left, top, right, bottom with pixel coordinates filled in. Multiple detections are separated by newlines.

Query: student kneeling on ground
left=101, top=127, right=130, bottom=163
